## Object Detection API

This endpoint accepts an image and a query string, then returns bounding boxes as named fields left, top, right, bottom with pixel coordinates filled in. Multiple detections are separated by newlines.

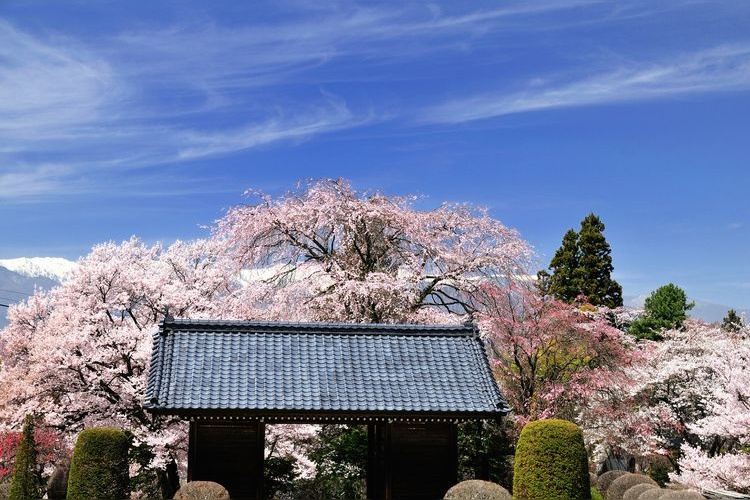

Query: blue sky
left=1, top=1, right=749, bottom=309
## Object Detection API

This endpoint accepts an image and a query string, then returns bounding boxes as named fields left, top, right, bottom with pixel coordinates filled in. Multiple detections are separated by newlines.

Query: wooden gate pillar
left=188, top=420, right=264, bottom=499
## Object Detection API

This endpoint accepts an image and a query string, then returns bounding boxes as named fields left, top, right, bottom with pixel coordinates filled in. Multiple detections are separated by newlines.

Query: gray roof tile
left=145, top=319, right=509, bottom=417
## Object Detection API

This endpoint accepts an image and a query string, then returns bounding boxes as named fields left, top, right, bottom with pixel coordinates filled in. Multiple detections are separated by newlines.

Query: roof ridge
left=159, top=318, right=477, bottom=336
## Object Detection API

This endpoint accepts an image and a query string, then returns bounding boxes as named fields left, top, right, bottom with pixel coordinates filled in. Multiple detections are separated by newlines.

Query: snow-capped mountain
left=0, top=257, right=77, bottom=329
left=0, top=257, right=78, bottom=282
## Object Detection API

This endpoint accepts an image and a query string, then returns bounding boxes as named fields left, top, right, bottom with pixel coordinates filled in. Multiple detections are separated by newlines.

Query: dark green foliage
left=513, top=419, right=591, bottom=500
left=8, top=415, right=42, bottom=500
left=66, top=428, right=130, bottom=500
left=630, top=284, right=694, bottom=340
left=645, top=454, right=673, bottom=487
left=294, top=425, right=367, bottom=499
left=722, top=309, right=744, bottom=332
left=535, top=270, right=551, bottom=296
left=263, top=455, right=298, bottom=499
left=547, top=215, right=622, bottom=308
left=128, top=440, right=161, bottom=499
left=126, top=440, right=178, bottom=499
left=457, top=419, right=514, bottom=491
left=548, top=229, right=581, bottom=303
left=576, top=214, right=623, bottom=308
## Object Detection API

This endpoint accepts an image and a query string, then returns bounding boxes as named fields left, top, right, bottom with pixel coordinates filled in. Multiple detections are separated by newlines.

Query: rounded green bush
left=66, top=427, right=130, bottom=500
left=607, top=474, right=658, bottom=500
left=513, top=419, right=591, bottom=500
left=443, top=479, right=511, bottom=499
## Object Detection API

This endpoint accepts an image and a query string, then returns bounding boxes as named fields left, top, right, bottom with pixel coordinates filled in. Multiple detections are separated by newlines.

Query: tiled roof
left=144, top=319, right=509, bottom=419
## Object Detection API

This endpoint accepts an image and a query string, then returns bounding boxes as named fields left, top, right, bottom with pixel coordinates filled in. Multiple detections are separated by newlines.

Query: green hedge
left=513, top=419, right=591, bottom=500
left=66, top=428, right=130, bottom=500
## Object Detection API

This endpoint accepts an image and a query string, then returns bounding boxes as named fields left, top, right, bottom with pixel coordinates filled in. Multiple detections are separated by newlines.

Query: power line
left=0, top=303, right=9, bottom=308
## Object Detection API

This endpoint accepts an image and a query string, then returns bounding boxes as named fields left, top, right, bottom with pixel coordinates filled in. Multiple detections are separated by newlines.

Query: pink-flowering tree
left=477, top=284, right=635, bottom=426
left=0, top=427, right=66, bottom=483
left=213, top=179, right=532, bottom=491
left=214, top=178, right=532, bottom=323
left=1, top=179, right=533, bottom=490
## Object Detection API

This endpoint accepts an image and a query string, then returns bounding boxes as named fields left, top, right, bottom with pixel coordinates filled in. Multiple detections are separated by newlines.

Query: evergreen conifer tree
left=546, top=214, right=622, bottom=308
left=8, top=414, right=42, bottom=500
left=547, top=229, right=580, bottom=303
left=576, top=214, right=622, bottom=308
left=722, top=309, right=744, bottom=333
left=629, top=283, right=694, bottom=341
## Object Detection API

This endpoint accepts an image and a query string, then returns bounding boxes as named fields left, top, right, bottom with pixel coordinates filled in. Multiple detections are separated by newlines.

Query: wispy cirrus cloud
left=2, top=0, right=748, bottom=201
left=419, top=44, right=750, bottom=124
left=0, top=21, right=124, bottom=138
left=176, top=96, right=374, bottom=160
left=1, top=0, right=600, bottom=199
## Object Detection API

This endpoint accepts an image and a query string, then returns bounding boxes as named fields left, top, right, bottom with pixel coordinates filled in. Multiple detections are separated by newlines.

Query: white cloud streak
left=1, top=1, right=597, bottom=198
left=1, top=1, right=748, bottom=200
left=420, top=44, right=750, bottom=124
left=0, top=21, right=123, bottom=138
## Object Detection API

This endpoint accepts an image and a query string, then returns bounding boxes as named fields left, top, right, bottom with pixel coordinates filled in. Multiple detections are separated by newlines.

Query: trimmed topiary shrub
left=513, top=419, right=591, bottom=500
left=623, top=483, right=659, bottom=500
left=607, top=473, right=658, bottom=500
left=443, top=479, right=512, bottom=499
left=659, top=491, right=704, bottom=499
left=66, top=427, right=129, bottom=500
left=637, top=489, right=668, bottom=499
left=8, top=415, right=42, bottom=500
left=597, top=470, right=628, bottom=494
left=173, top=481, right=230, bottom=499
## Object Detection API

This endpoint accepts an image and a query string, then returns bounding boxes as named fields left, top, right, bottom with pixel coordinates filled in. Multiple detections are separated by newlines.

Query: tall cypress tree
left=547, top=229, right=580, bottom=302
left=576, top=214, right=622, bottom=308
left=546, top=214, right=623, bottom=308
left=8, top=414, right=42, bottom=500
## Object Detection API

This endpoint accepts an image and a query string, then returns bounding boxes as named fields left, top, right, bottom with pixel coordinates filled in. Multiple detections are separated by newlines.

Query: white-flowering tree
left=215, top=179, right=532, bottom=323
left=603, top=322, right=750, bottom=492
left=0, top=236, right=234, bottom=494
left=0, top=179, right=533, bottom=491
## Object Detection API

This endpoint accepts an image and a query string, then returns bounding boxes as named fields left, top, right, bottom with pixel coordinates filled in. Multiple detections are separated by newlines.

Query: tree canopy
left=0, top=179, right=532, bottom=479
left=722, top=309, right=744, bottom=333
left=546, top=214, right=622, bottom=308
left=629, top=283, right=694, bottom=340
